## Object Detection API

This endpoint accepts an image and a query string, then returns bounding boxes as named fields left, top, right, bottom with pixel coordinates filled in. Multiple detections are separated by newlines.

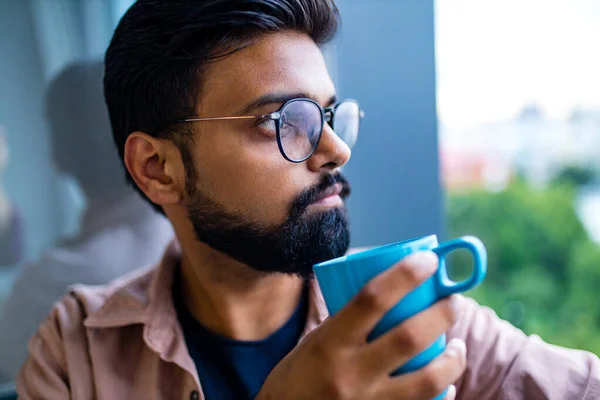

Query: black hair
left=104, top=0, right=340, bottom=213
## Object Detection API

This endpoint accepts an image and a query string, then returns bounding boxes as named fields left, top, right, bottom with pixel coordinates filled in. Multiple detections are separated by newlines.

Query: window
left=437, top=0, right=600, bottom=354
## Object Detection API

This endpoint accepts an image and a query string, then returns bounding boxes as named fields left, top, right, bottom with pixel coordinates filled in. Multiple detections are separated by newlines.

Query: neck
left=179, top=239, right=305, bottom=341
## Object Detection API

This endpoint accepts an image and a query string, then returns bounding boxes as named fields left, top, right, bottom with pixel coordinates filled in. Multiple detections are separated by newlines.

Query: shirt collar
left=83, top=240, right=330, bottom=374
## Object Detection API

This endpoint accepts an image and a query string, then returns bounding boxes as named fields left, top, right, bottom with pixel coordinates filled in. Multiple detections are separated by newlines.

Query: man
left=18, top=1, right=600, bottom=399
left=0, top=61, right=174, bottom=381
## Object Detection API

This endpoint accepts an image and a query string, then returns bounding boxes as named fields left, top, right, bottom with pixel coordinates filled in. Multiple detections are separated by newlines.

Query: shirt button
left=189, top=390, right=200, bottom=400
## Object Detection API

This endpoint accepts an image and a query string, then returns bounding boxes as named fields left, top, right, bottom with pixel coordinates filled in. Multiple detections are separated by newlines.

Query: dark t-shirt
left=174, top=282, right=308, bottom=400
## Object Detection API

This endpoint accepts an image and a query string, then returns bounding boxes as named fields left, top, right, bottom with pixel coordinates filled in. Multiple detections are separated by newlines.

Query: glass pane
left=437, top=0, right=600, bottom=354
left=0, top=0, right=176, bottom=383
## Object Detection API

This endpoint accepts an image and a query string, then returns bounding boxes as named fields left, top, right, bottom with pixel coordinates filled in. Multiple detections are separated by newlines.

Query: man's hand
left=257, top=251, right=467, bottom=400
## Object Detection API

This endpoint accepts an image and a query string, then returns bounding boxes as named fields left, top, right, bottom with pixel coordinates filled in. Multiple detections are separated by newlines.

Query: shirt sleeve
left=16, top=296, right=78, bottom=400
left=0, top=257, right=72, bottom=381
left=450, top=297, right=600, bottom=400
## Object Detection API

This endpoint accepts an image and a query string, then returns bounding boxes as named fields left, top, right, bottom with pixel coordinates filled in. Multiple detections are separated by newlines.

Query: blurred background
left=0, top=0, right=598, bottom=387
left=437, top=0, right=600, bottom=356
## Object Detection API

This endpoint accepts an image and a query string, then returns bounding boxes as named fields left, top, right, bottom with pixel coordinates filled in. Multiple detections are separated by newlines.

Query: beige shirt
left=17, top=241, right=600, bottom=399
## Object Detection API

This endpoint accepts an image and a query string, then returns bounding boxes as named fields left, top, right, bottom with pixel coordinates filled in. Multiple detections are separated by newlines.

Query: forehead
left=199, top=31, right=336, bottom=114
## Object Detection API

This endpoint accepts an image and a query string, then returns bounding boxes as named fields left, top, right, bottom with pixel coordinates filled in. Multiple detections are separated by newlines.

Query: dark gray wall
left=334, top=0, right=443, bottom=247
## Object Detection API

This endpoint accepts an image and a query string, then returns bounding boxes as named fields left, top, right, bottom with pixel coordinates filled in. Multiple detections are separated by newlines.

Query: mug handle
left=433, top=236, right=487, bottom=298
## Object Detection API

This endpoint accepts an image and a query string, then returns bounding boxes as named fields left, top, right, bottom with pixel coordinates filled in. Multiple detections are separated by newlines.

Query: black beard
left=186, top=173, right=351, bottom=278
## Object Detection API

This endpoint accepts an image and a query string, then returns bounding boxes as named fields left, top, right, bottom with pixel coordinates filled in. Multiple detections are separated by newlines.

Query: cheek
left=193, top=130, right=304, bottom=224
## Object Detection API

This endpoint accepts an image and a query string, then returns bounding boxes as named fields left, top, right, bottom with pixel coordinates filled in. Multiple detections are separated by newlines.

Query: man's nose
left=305, top=125, right=351, bottom=173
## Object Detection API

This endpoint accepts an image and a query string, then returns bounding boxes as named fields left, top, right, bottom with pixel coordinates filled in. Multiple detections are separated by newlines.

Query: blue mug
left=313, top=235, right=487, bottom=400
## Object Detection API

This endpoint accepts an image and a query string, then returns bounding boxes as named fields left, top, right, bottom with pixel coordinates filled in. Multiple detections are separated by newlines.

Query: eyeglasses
left=173, top=98, right=364, bottom=162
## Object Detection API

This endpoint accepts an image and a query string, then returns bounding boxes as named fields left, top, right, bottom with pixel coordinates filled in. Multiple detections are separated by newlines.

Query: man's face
left=181, top=31, right=353, bottom=277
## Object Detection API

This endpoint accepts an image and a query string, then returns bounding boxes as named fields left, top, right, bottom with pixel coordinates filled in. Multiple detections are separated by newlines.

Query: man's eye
left=256, top=118, right=277, bottom=134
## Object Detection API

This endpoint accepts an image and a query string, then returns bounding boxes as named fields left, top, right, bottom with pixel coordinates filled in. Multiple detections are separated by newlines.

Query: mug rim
left=313, top=234, right=439, bottom=269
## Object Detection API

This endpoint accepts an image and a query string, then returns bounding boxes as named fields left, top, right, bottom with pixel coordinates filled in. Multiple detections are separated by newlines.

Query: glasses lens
left=279, top=100, right=323, bottom=162
left=332, top=101, right=360, bottom=148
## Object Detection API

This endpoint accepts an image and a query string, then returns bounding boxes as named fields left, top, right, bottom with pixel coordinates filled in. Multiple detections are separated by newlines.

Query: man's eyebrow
left=237, top=92, right=338, bottom=115
left=325, top=95, right=338, bottom=107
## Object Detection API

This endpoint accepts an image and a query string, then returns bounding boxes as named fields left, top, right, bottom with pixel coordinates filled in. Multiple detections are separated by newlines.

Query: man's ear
left=124, top=132, right=184, bottom=207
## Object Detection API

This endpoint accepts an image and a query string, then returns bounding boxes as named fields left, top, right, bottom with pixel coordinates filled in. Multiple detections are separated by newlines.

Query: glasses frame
left=172, top=97, right=365, bottom=163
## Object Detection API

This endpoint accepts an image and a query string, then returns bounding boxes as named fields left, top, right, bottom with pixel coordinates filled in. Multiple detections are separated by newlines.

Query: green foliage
left=552, top=165, right=597, bottom=188
left=447, top=181, right=600, bottom=355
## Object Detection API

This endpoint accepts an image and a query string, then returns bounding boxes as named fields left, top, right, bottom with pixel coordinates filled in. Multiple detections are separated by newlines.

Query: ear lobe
left=124, top=132, right=182, bottom=207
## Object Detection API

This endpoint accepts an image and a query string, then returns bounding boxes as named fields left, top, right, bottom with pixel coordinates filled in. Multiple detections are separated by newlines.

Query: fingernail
left=407, top=251, right=438, bottom=272
left=445, top=385, right=457, bottom=400
left=450, top=294, right=465, bottom=316
left=446, top=338, right=466, bottom=358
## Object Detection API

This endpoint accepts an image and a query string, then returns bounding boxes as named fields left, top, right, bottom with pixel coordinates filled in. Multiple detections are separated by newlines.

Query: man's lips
left=311, top=183, right=344, bottom=205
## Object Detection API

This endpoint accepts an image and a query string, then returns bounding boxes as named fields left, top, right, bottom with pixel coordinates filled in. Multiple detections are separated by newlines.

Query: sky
left=435, top=0, right=600, bottom=129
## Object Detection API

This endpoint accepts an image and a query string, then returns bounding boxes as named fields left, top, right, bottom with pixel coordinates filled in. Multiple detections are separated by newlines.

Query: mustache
left=290, top=173, right=352, bottom=218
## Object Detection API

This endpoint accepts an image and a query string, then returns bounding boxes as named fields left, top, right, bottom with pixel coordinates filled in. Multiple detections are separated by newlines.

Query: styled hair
left=104, top=0, right=340, bottom=212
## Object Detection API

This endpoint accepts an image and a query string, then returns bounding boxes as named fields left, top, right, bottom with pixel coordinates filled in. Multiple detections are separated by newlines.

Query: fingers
left=328, top=251, right=439, bottom=344
left=379, top=338, right=467, bottom=400
left=360, top=295, right=465, bottom=375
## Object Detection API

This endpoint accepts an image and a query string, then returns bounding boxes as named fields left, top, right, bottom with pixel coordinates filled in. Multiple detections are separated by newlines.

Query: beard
left=186, top=173, right=351, bottom=278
